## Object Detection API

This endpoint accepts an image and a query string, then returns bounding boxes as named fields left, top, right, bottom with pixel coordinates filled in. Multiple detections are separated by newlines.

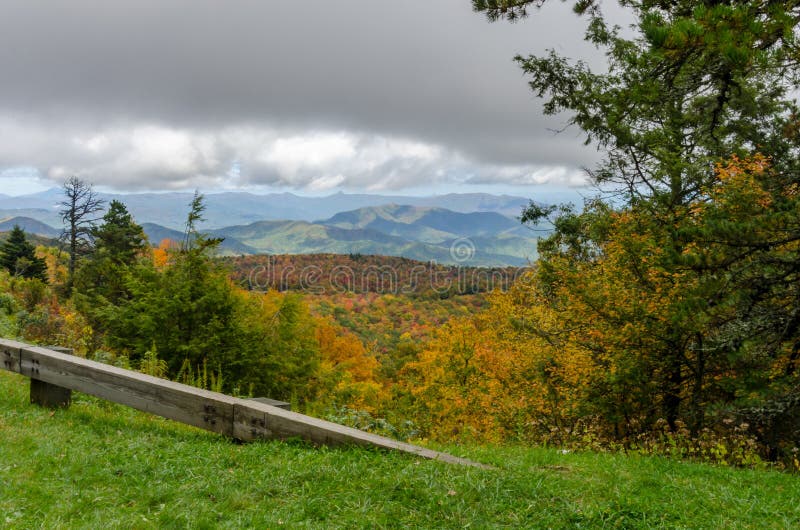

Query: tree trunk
left=663, top=352, right=683, bottom=432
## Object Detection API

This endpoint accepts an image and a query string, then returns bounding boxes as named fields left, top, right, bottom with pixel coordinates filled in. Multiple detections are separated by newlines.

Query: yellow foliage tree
left=313, top=318, right=382, bottom=412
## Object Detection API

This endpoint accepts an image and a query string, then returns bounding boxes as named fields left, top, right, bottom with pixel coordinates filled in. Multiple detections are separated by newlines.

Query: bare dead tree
left=59, top=176, right=105, bottom=294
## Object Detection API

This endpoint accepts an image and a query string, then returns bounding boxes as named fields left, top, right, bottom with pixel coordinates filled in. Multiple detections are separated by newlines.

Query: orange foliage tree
left=401, top=156, right=800, bottom=458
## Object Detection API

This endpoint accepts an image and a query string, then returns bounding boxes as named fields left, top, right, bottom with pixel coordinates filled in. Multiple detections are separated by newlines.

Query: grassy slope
left=1, top=371, right=798, bottom=529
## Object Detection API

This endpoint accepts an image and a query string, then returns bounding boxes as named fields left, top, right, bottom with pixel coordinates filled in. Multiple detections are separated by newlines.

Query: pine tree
left=93, top=200, right=147, bottom=263
left=73, top=200, right=147, bottom=333
left=0, top=225, right=47, bottom=281
left=472, top=0, right=800, bottom=450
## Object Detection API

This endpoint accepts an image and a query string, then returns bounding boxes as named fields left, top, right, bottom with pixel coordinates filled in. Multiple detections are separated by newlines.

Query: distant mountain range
left=324, top=204, right=531, bottom=242
left=0, top=190, right=546, bottom=266
left=0, top=189, right=538, bottom=229
left=141, top=205, right=540, bottom=266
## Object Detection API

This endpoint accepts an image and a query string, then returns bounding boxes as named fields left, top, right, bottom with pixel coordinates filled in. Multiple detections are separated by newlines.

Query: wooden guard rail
left=0, top=339, right=487, bottom=468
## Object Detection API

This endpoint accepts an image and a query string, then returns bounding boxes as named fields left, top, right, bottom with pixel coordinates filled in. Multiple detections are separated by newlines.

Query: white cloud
left=0, top=0, right=609, bottom=197
left=266, top=133, right=357, bottom=170
left=0, top=116, right=591, bottom=193
left=78, top=134, right=110, bottom=154
left=308, top=174, right=346, bottom=191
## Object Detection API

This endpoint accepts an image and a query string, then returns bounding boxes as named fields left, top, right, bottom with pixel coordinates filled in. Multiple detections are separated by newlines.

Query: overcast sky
left=0, top=0, right=609, bottom=196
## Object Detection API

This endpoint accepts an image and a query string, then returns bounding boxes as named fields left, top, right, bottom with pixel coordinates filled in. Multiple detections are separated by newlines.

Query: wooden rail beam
left=0, top=339, right=489, bottom=468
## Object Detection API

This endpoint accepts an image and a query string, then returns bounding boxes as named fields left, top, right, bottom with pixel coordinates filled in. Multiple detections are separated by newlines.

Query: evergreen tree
left=73, top=200, right=147, bottom=335
left=472, top=0, right=800, bottom=450
left=0, top=225, right=47, bottom=281
left=93, top=200, right=147, bottom=263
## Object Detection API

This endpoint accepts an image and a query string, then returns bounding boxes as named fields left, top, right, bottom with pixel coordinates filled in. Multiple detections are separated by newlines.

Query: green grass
left=1, top=371, right=798, bottom=529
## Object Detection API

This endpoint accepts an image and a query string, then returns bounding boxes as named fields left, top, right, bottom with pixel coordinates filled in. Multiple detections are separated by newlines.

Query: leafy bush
left=12, top=277, right=47, bottom=312
left=325, top=406, right=419, bottom=441
left=0, top=292, right=17, bottom=315
left=138, top=344, right=168, bottom=379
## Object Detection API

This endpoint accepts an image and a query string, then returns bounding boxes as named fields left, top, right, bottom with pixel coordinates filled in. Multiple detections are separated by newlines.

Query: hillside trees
left=403, top=292, right=592, bottom=443
left=86, top=193, right=321, bottom=401
left=0, top=225, right=47, bottom=281
left=469, top=0, right=800, bottom=454
left=53, top=191, right=387, bottom=408
left=520, top=158, right=799, bottom=433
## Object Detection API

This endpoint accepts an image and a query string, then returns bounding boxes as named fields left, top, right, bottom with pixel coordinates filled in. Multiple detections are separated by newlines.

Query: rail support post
left=30, top=378, right=72, bottom=408
left=29, top=346, right=73, bottom=409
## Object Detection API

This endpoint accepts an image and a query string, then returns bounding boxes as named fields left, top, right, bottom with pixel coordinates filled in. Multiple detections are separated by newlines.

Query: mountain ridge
left=0, top=189, right=535, bottom=229
left=322, top=204, right=528, bottom=243
left=0, top=216, right=61, bottom=238
left=0, top=193, right=542, bottom=266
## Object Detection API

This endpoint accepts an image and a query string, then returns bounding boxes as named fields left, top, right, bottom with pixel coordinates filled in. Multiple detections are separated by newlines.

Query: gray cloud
left=0, top=0, right=605, bottom=192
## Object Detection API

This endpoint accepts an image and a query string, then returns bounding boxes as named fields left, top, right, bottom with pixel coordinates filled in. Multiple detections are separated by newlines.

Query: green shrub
left=325, top=406, right=419, bottom=441
left=0, top=292, right=17, bottom=314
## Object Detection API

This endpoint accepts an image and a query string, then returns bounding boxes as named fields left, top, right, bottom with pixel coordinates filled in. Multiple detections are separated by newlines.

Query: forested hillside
left=225, top=253, right=518, bottom=296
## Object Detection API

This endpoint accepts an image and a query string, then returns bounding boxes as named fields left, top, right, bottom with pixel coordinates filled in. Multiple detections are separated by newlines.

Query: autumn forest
left=2, top=0, right=800, bottom=476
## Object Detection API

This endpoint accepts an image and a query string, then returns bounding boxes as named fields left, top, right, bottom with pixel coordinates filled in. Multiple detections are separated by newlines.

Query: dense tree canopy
left=92, top=200, right=147, bottom=263
left=83, top=194, right=321, bottom=401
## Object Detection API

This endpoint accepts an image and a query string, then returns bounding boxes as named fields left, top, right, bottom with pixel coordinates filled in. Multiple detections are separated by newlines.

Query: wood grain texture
left=0, top=339, right=490, bottom=468
left=17, top=344, right=236, bottom=437
left=248, top=397, right=291, bottom=410
left=1, top=339, right=23, bottom=374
